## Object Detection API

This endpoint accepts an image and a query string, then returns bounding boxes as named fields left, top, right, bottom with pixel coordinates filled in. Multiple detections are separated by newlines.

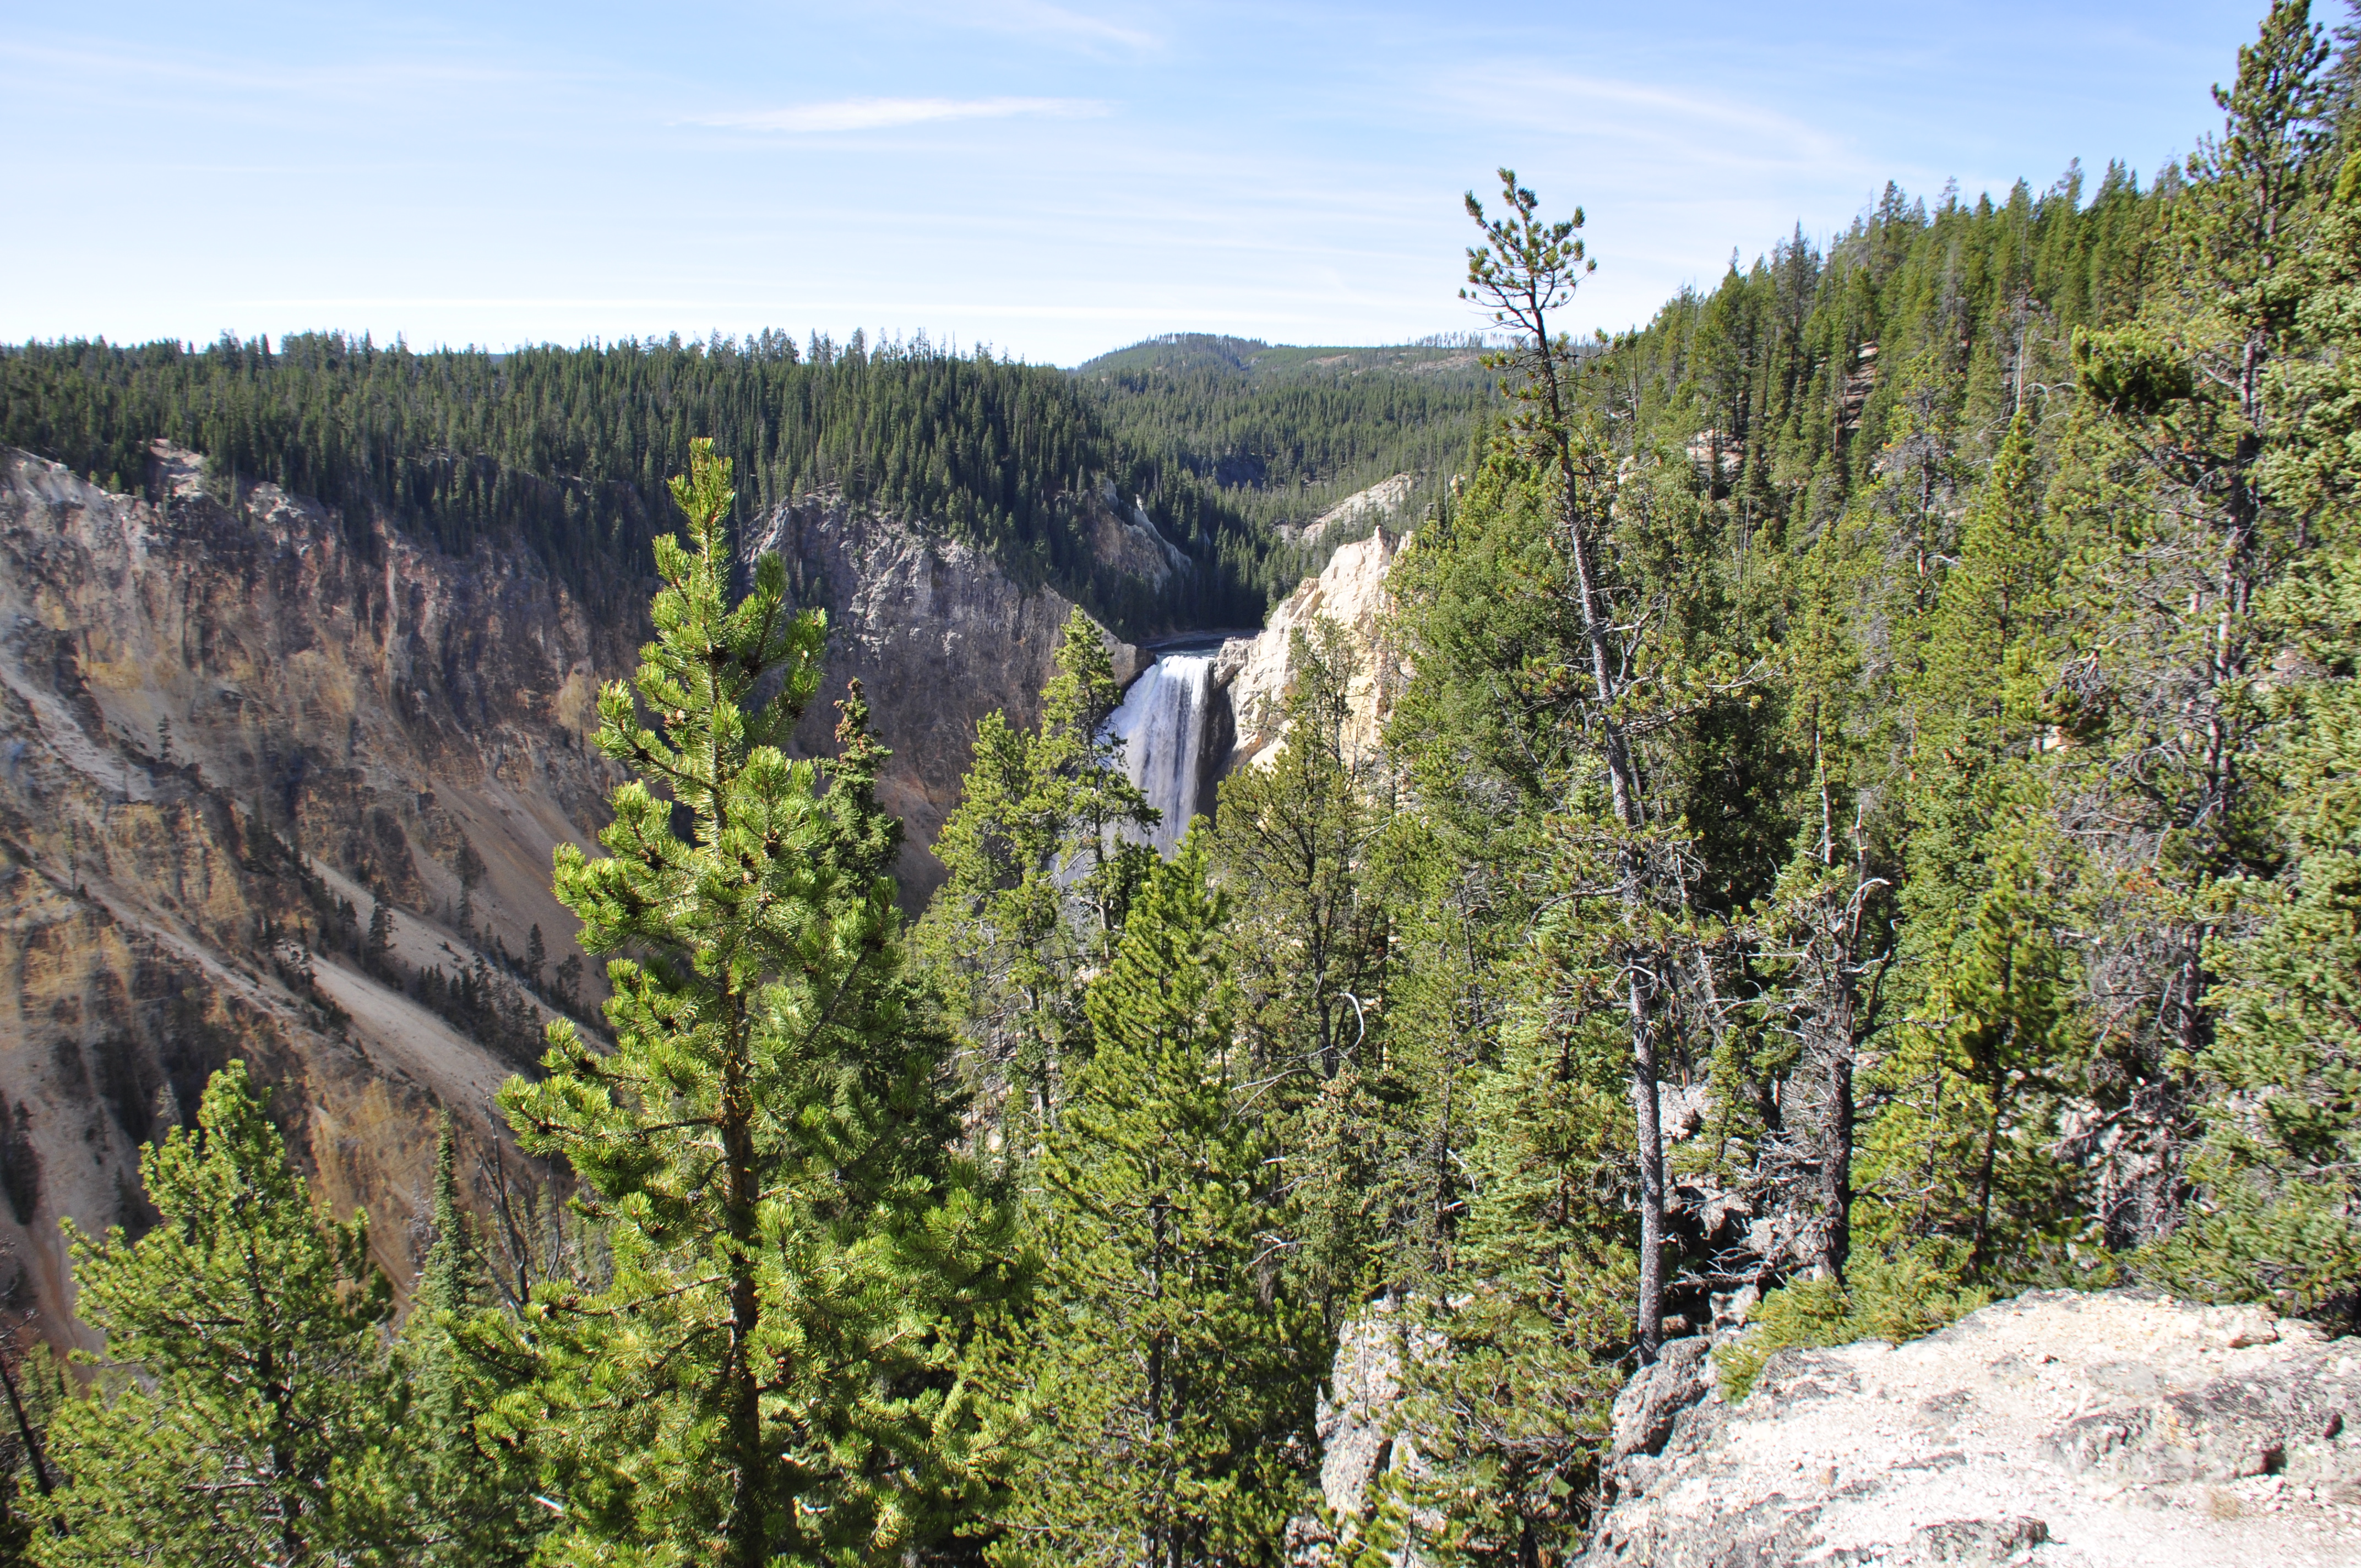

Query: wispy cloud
left=694, top=96, right=1111, bottom=134
left=981, top=1, right=1160, bottom=52
left=1434, top=68, right=1869, bottom=180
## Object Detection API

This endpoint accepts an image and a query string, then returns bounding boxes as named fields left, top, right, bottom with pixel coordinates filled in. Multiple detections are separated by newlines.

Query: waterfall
left=1105, top=652, right=1217, bottom=856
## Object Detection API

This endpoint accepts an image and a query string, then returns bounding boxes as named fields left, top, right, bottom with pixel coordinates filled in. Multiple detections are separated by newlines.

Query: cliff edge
left=1586, top=1289, right=2361, bottom=1566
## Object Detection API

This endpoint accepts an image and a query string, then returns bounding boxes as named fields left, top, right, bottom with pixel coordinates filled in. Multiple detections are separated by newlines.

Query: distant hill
left=1074, top=332, right=1494, bottom=383
left=1072, top=333, right=1500, bottom=574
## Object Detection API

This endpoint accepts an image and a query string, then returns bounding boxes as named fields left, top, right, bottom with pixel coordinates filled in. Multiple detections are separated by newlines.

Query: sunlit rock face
left=0, top=445, right=630, bottom=1340
left=1215, top=526, right=1409, bottom=776
left=1582, top=1289, right=2361, bottom=1568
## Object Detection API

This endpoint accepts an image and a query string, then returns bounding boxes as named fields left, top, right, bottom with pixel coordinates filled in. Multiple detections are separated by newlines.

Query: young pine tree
left=388, top=1119, right=545, bottom=1566
left=1396, top=999, right=1637, bottom=1567
left=975, top=830, right=1321, bottom=1568
left=1857, top=409, right=2091, bottom=1284
left=494, top=439, right=1015, bottom=1567
left=2164, top=544, right=2361, bottom=1321
left=34, top=1062, right=396, bottom=1568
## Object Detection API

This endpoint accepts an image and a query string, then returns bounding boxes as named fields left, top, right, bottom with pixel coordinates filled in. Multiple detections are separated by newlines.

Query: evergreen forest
left=8, top=4, right=2361, bottom=1565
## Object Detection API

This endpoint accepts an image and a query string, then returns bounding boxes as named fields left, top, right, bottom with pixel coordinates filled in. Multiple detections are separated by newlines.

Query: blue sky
left=1, top=2, right=2284, bottom=364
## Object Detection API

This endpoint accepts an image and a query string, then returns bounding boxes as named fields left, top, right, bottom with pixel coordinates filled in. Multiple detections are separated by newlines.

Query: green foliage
left=1714, top=1248, right=1992, bottom=1402
left=34, top=1062, right=397, bottom=1567
left=2163, top=546, right=2361, bottom=1320
left=0, top=1342, right=67, bottom=1566
left=972, top=830, right=1321, bottom=1567
left=1072, top=334, right=1497, bottom=586
left=1210, top=619, right=1394, bottom=1322
left=35, top=13, right=2361, bottom=1563
left=2071, top=326, right=2195, bottom=414
left=1394, top=1009, right=1637, bottom=1565
left=492, top=439, right=1015, bottom=1567
left=390, top=1121, right=547, bottom=1567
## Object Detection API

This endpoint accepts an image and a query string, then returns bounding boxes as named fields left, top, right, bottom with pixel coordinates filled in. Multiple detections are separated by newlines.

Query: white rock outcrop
left=1290, top=472, right=1416, bottom=548
left=1584, top=1289, right=2361, bottom=1567
left=1215, top=527, right=1408, bottom=774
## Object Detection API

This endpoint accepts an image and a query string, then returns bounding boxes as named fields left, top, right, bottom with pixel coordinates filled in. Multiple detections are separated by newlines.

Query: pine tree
left=493, top=438, right=1014, bottom=1567
left=1857, top=408, right=2090, bottom=1284
left=366, top=895, right=394, bottom=971
left=974, top=829, right=1320, bottom=1567
left=2158, top=137, right=2361, bottom=1325
left=1460, top=170, right=1731, bottom=1360
left=32, top=1062, right=396, bottom=1567
left=454, top=843, right=486, bottom=938
left=1395, top=1000, right=1636, bottom=1566
left=389, top=1118, right=545, bottom=1566
left=1898, top=409, right=2060, bottom=950
left=1862, top=836, right=2090, bottom=1282
left=2053, top=0, right=2335, bottom=1246
left=2163, top=541, right=2361, bottom=1320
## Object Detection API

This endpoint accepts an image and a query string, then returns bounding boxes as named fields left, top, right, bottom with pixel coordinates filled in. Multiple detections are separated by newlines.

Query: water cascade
left=1104, top=650, right=1219, bottom=855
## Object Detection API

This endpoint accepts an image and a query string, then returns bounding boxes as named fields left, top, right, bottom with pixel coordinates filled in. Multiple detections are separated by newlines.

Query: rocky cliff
left=749, top=494, right=1141, bottom=900
left=0, top=447, right=1157, bottom=1342
left=1586, top=1290, right=2361, bottom=1566
left=0, top=445, right=633, bottom=1342
left=1215, top=526, right=1408, bottom=776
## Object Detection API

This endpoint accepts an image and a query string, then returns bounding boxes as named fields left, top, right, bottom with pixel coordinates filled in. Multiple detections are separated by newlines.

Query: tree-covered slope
left=1593, top=161, right=2163, bottom=533
left=1072, top=332, right=1499, bottom=555
left=0, top=331, right=1276, bottom=634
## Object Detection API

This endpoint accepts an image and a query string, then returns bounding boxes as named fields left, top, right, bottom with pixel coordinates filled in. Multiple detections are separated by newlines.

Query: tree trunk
left=1629, top=970, right=1666, bottom=1362
left=1820, top=1043, right=1854, bottom=1282
left=1558, top=436, right=1665, bottom=1365
left=0, top=1350, right=53, bottom=1500
left=721, top=997, right=773, bottom=1568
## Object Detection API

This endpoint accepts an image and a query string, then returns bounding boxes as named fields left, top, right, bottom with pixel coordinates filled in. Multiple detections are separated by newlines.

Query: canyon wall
left=749, top=495, right=1141, bottom=901
left=1216, top=525, right=1408, bottom=777
left=0, top=448, right=1151, bottom=1340
left=0, top=445, right=628, bottom=1341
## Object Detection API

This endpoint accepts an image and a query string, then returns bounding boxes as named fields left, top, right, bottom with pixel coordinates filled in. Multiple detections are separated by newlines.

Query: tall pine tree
left=917, top=608, right=1156, bottom=1157
left=493, top=438, right=1015, bottom=1567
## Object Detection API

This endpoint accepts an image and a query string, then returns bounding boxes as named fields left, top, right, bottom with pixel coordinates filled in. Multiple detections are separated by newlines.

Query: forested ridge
left=9, top=4, right=2361, bottom=1566
left=0, top=329, right=1490, bottom=637
left=1078, top=334, right=1495, bottom=503
left=0, top=327, right=1275, bottom=631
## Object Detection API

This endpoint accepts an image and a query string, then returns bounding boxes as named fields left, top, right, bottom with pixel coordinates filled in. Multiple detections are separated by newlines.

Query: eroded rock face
left=1215, top=527, right=1407, bottom=775
left=0, top=447, right=632, bottom=1338
left=1582, top=1289, right=2361, bottom=1567
left=747, top=495, right=1141, bottom=900
left=0, top=450, right=1152, bottom=1342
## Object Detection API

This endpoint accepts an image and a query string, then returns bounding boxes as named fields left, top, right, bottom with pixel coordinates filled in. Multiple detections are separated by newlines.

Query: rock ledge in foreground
left=1583, top=1288, right=2361, bottom=1567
